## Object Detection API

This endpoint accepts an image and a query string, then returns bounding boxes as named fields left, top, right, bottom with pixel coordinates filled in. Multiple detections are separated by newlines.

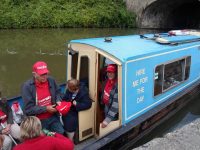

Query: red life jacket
left=103, top=79, right=117, bottom=105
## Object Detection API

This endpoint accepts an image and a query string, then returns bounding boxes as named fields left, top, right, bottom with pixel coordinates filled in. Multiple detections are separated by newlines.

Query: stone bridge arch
left=126, top=0, right=200, bottom=29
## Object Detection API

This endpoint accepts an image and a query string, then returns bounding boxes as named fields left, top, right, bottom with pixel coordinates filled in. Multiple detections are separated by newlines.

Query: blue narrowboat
left=7, top=30, right=200, bottom=149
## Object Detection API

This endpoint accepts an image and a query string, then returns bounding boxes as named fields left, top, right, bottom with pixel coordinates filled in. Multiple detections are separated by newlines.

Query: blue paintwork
left=7, top=96, right=24, bottom=107
left=71, top=34, right=200, bottom=62
left=71, top=33, right=200, bottom=125
left=123, top=46, right=200, bottom=124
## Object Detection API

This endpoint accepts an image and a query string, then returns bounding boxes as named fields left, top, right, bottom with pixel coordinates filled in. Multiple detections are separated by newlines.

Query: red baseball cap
left=32, top=61, right=49, bottom=75
left=56, top=101, right=71, bottom=116
left=106, top=64, right=117, bottom=72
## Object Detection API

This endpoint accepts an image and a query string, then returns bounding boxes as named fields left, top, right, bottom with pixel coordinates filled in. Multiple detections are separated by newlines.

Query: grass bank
left=0, top=0, right=136, bottom=28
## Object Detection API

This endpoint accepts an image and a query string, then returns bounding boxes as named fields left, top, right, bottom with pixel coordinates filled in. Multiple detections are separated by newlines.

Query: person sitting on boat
left=21, top=61, right=64, bottom=135
left=13, top=116, right=74, bottom=150
left=62, top=79, right=92, bottom=141
left=0, top=94, right=20, bottom=150
left=101, top=64, right=118, bottom=128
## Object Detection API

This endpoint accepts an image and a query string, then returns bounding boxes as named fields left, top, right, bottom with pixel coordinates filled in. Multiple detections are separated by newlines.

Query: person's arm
left=3, top=105, right=13, bottom=134
left=0, top=135, right=4, bottom=150
left=75, top=93, right=92, bottom=111
left=52, top=79, right=63, bottom=103
left=62, top=90, right=72, bottom=102
left=6, top=104, right=14, bottom=124
left=22, top=83, right=47, bottom=116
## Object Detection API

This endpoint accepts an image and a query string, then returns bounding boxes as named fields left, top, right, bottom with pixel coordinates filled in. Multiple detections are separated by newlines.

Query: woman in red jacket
left=13, top=116, right=74, bottom=150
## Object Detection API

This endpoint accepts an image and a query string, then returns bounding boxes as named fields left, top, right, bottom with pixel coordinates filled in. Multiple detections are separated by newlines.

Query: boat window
left=154, top=56, right=191, bottom=96
left=70, top=52, right=78, bottom=79
left=163, top=59, right=185, bottom=90
left=79, top=56, right=89, bottom=88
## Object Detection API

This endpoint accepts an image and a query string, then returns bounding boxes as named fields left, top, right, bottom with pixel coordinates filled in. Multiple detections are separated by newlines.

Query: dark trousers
left=62, top=111, right=78, bottom=132
left=41, top=115, right=64, bottom=134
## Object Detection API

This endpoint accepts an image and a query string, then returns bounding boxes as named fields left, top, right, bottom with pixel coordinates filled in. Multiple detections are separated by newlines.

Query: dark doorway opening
left=170, top=1, right=200, bottom=29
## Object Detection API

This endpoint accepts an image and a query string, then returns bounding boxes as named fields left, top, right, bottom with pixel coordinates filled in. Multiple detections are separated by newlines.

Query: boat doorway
left=95, top=54, right=121, bottom=137
left=68, top=44, right=97, bottom=141
left=67, top=43, right=121, bottom=142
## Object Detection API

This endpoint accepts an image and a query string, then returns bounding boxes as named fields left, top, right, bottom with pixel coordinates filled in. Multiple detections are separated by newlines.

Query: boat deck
left=75, top=137, right=96, bottom=150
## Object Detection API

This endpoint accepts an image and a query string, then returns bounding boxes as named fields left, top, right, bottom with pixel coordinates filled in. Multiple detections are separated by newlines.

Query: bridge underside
left=140, top=0, right=200, bottom=29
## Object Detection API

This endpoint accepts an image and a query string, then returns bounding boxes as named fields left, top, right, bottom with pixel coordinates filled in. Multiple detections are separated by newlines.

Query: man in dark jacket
left=21, top=61, right=64, bottom=134
left=62, top=79, right=92, bottom=141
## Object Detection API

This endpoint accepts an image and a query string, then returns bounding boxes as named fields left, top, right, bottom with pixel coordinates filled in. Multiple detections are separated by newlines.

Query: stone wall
left=125, top=0, right=200, bottom=29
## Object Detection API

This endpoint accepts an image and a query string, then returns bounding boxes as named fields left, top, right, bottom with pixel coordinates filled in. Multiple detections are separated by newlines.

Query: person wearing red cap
left=62, top=79, right=92, bottom=141
left=21, top=61, right=64, bottom=135
left=101, top=64, right=118, bottom=128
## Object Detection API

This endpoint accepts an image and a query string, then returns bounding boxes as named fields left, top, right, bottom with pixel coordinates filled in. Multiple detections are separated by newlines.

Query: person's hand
left=101, top=121, right=108, bottom=128
left=72, top=100, right=77, bottom=106
left=7, top=124, right=11, bottom=128
left=46, top=105, right=57, bottom=113
left=2, top=125, right=11, bottom=134
left=2, top=124, right=11, bottom=134
left=6, top=124, right=11, bottom=131
left=42, top=129, right=55, bottom=136
left=56, top=101, right=61, bottom=106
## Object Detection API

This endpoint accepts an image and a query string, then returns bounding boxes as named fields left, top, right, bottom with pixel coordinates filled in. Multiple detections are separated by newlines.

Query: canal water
left=0, top=28, right=160, bottom=97
left=0, top=28, right=199, bottom=148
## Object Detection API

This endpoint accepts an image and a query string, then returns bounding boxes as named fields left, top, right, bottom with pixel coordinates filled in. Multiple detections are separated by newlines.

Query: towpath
left=134, top=114, right=200, bottom=150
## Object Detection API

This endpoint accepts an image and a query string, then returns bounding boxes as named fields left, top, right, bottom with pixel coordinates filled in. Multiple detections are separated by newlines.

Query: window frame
left=79, top=55, right=90, bottom=88
left=153, top=56, right=191, bottom=97
left=70, top=52, right=79, bottom=79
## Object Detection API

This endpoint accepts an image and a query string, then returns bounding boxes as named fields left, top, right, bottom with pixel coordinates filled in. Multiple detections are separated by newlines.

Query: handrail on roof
left=140, top=30, right=200, bottom=46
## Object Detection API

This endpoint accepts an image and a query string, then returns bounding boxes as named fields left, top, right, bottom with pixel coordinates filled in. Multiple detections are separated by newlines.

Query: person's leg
left=10, top=123, right=21, bottom=140
left=66, top=132, right=75, bottom=141
left=62, top=111, right=78, bottom=141
left=49, top=115, right=64, bottom=134
left=2, top=135, right=12, bottom=150
left=41, top=119, right=50, bottom=131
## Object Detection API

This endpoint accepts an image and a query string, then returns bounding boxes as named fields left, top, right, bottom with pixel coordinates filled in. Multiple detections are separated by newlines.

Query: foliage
left=0, top=0, right=136, bottom=28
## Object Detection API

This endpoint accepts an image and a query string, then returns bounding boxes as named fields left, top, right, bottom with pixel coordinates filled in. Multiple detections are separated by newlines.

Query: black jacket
left=62, top=85, right=92, bottom=132
left=62, top=85, right=92, bottom=112
left=21, top=76, right=62, bottom=116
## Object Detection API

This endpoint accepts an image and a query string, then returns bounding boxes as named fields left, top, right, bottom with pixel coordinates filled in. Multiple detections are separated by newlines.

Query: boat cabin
left=67, top=30, right=200, bottom=147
